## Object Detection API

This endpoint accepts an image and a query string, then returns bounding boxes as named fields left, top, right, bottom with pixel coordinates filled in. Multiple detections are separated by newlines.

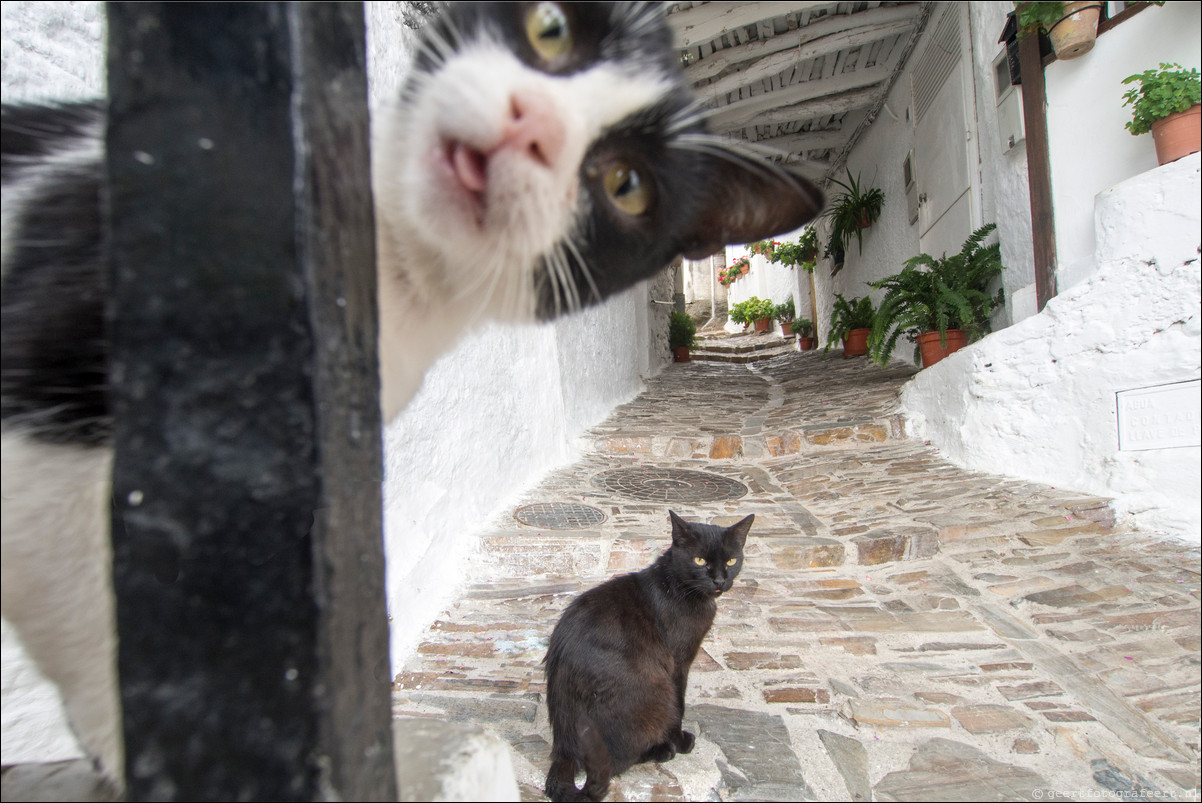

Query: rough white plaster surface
left=1045, top=1, right=1201, bottom=292
left=724, top=242, right=807, bottom=335
left=902, top=155, right=1201, bottom=543
left=384, top=285, right=653, bottom=670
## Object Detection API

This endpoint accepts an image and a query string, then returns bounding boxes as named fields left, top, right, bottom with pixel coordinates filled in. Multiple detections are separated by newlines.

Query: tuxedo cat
left=1, top=1, right=819, bottom=789
left=544, top=511, right=754, bottom=802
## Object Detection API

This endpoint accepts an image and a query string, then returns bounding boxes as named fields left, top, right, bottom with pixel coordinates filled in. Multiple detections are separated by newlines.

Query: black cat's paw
left=677, top=730, right=696, bottom=754
left=641, top=741, right=678, bottom=763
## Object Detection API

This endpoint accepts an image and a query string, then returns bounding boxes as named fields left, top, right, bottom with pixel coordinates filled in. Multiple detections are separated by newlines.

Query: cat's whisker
left=560, top=234, right=600, bottom=311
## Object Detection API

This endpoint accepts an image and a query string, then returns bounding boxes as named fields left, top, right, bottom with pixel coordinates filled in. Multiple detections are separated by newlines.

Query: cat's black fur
left=544, top=511, right=753, bottom=802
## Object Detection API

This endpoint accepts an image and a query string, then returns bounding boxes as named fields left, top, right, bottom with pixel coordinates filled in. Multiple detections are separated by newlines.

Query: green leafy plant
left=730, top=296, right=775, bottom=327
left=867, top=224, right=1006, bottom=366
left=718, top=265, right=739, bottom=287
left=1121, top=62, right=1201, bottom=136
left=824, top=170, right=885, bottom=256
left=1016, top=1, right=1068, bottom=34
left=824, top=294, right=876, bottom=352
left=794, top=317, right=815, bottom=338
left=668, top=309, right=698, bottom=349
left=773, top=298, right=796, bottom=323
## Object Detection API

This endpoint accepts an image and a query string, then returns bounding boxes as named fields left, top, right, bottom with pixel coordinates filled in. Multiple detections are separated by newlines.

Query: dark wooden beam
left=105, top=3, right=394, bottom=799
left=1018, top=31, right=1057, bottom=311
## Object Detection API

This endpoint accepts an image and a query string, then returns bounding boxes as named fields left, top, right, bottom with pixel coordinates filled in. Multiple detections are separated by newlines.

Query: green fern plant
left=867, top=224, right=1006, bottom=366
left=824, top=294, right=876, bottom=352
left=824, top=170, right=885, bottom=256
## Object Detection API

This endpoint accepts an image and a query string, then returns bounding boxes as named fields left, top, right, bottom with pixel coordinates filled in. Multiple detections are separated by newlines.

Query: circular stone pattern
left=592, top=467, right=748, bottom=504
left=514, top=502, right=607, bottom=530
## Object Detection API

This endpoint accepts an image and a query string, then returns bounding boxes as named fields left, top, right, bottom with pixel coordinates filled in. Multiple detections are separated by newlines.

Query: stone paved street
left=391, top=336, right=1201, bottom=802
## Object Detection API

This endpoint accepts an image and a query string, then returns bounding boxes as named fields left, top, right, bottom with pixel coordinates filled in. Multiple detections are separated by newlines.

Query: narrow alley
left=392, top=335, right=1201, bottom=802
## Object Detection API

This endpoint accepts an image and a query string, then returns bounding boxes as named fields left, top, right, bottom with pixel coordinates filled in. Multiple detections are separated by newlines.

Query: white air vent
left=912, top=5, right=961, bottom=123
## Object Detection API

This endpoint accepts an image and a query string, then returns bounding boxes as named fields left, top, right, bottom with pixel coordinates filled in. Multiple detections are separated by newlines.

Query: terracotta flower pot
left=798, top=336, right=816, bottom=351
left=754, top=317, right=772, bottom=333
left=856, top=207, right=872, bottom=229
left=1150, top=105, right=1201, bottom=166
left=780, top=321, right=794, bottom=337
left=673, top=346, right=691, bottom=363
left=1047, top=1, right=1100, bottom=61
left=916, top=329, right=968, bottom=368
left=842, top=328, right=870, bottom=357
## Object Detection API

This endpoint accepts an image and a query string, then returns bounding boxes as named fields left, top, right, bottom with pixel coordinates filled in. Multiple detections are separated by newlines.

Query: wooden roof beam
left=717, top=85, right=880, bottom=132
left=707, top=56, right=895, bottom=129
left=681, top=3, right=924, bottom=84
left=670, top=1, right=829, bottom=48
left=701, top=18, right=919, bottom=102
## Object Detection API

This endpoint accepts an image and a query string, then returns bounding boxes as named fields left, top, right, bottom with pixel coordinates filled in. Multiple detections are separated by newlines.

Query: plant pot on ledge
left=673, top=346, right=692, bottom=363
left=842, top=328, right=870, bottom=357
left=1151, top=105, right=1201, bottom=166
left=798, top=336, right=816, bottom=351
left=916, top=329, right=968, bottom=368
left=754, top=317, right=772, bottom=334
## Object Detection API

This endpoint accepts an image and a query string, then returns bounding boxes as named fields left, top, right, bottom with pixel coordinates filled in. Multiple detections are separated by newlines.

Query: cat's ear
left=668, top=510, right=696, bottom=548
left=723, top=514, right=755, bottom=550
left=676, top=147, right=824, bottom=259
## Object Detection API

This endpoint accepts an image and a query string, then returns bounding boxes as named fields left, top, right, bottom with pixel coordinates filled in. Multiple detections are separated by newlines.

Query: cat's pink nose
left=500, top=89, right=565, bottom=169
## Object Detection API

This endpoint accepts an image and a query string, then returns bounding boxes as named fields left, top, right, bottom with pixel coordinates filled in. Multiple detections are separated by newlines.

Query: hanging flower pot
left=916, top=329, right=969, bottom=368
left=1047, top=2, right=1100, bottom=61
left=842, top=328, right=870, bottom=357
left=1150, top=104, right=1201, bottom=166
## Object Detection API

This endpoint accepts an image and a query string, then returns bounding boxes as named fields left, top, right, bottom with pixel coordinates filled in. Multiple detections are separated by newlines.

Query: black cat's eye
left=525, top=2, right=573, bottom=63
left=726, top=558, right=738, bottom=566
left=693, top=556, right=706, bottom=566
left=603, top=162, right=651, bottom=216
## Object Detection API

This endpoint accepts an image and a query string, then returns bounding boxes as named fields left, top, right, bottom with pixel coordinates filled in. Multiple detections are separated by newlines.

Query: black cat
left=543, top=510, right=754, bottom=802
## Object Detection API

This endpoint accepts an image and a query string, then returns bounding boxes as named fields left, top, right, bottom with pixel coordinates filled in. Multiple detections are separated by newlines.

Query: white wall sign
left=1116, top=380, right=1201, bottom=451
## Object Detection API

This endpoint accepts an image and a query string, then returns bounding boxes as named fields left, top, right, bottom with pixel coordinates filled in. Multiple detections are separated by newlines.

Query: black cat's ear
left=676, top=144, right=824, bottom=259
left=669, top=510, right=696, bottom=548
left=723, top=514, right=754, bottom=550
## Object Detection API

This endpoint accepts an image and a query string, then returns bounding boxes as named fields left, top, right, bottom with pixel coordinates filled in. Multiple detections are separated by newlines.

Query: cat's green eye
left=525, top=2, right=573, bottom=62
left=726, top=558, right=738, bottom=566
left=603, top=163, right=651, bottom=216
left=693, top=556, right=707, bottom=566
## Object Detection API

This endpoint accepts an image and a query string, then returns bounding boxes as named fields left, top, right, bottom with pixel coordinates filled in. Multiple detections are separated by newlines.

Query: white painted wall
left=1045, top=2, right=1202, bottom=292
left=967, top=1, right=1038, bottom=325
left=901, top=154, right=1201, bottom=542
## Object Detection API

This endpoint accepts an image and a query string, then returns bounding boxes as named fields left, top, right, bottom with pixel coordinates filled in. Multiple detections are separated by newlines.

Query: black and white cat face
left=373, top=1, right=823, bottom=323
left=668, top=510, right=753, bottom=598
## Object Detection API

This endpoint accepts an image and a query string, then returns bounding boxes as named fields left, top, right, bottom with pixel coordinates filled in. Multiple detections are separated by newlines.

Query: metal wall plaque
left=1116, top=380, right=1201, bottom=451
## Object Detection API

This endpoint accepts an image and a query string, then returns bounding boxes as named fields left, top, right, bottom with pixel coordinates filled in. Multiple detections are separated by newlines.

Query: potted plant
left=669, top=309, right=698, bottom=362
left=1121, top=62, right=1201, bottom=166
left=795, top=318, right=816, bottom=351
left=773, top=298, right=796, bottom=335
left=825, top=294, right=876, bottom=357
left=718, top=265, right=739, bottom=287
left=798, top=227, right=819, bottom=264
left=1016, top=2, right=1101, bottom=61
left=730, top=255, right=752, bottom=277
left=730, top=297, right=775, bottom=333
left=867, top=224, right=1006, bottom=368
left=824, top=170, right=885, bottom=257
